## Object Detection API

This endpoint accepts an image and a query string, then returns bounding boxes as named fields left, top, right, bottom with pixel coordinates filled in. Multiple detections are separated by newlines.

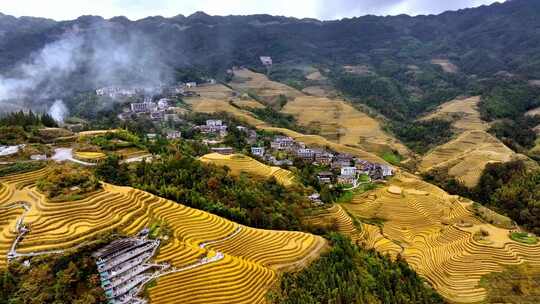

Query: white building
left=381, top=165, right=394, bottom=177
left=297, top=148, right=315, bottom=159
left=206, top=119, right=223, bottom=127
left=131, top=102, right=157, bottom=113
left=186, top=82, right=197, bottom=88
left=341, top=166, right=357, bottom=177
left=260, top=56, right=273, bottom=66
left=251, top=147, right=265, bottom=157
left=167, top=131, right=182, bottom=140
left=157, top=98, right=170, bottom=110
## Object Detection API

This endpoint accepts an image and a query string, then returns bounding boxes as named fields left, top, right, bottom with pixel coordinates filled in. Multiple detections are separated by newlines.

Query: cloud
left=1, top=0, right=504, bottom=21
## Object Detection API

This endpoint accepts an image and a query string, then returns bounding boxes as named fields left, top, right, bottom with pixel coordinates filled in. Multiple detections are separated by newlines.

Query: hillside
left=307, top=172, right=540, bottom=304
left=0, top=167, right=326, bottom=303
left=2, top=0, right=540, bottom=103
left=199, top=153, right=296, bottom=187
left=282, top=96, right=411, bottom=157
left=417, top=96, right=536, bottom=187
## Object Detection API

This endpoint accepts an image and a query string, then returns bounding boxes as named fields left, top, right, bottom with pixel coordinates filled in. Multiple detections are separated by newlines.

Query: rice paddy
left=309, top=171, right=540, bottom=303
left=0, top=168, right=326, bottom=303
left=199, top=153, right=296, bottom=187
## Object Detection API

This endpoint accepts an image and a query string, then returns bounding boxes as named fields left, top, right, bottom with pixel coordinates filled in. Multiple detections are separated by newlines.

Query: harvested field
left=0, top=169, right=326, bottom=303
left=188, top=84, right=234, bottom=100
left=199, top=153, right=296, bottom=187
left=78, top=129, right=119, bottom=137
left=73, top=151, right=106, bottom=162
left=282, top=96, right=411, bottom=157
left=431, top=59, right=459, bottom=73
left=186, top=98, right=267, bottom=127
left=340, top=171, right=540, bottom=304
left=305, top=71, right=325, bottom=81
left=229, top=68, right=303, bottom=105
left=231, top=98, right=266, bottom=109
left=420, top=96, right=488, bottom=131
left=301, top=86, right=334, bottom=97
left=418, top=130, right=528, bottom=187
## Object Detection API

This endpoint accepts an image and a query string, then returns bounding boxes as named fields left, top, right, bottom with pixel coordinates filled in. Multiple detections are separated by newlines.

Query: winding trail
left=199, top=226, right=242, bottom=249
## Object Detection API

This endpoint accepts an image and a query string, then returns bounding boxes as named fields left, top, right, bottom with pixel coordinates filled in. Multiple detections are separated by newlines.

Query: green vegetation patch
left=268, top=233, right=444, bottom=304
left=0, top=233, right=119, bottom=304
left=37, top=163, right=102, bottom=201
left=381, top=151, right=402, bottom=165
left=0, top=162, right=46, bottom=177
left=510, top=232, right=539, bottom=245
left=479, top=263, right=540, bottom=303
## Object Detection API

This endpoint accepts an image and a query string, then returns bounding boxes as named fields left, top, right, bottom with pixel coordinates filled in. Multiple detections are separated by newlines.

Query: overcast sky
left=0, top=0, right=505, bottom=21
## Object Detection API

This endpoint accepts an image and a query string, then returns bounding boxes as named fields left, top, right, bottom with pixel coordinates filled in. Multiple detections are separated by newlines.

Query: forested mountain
left=1, top=0, right=540, bottom=78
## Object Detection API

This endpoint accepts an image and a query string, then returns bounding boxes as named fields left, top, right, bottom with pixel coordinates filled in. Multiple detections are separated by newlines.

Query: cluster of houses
left=250, top=135, right=394, bottom=186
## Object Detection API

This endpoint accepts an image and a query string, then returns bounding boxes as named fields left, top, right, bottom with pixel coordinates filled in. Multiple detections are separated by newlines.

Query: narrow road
left=199, top=226, right=242, bottom=249
left=51, top=148, right=95, bottom=166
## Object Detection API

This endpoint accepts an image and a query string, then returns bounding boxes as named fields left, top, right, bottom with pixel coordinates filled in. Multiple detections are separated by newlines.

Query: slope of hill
left=420, top=96, right=488, bottom=132
left=199, top=153, right=296, bottom=187
left=0, top=168, right=326, bottom=303
left=418, top=130, right=525, bottom=187
left=308, top=172, right=540, bottom=304
left=229, top=68, right=303, bottom=106
left=282, top=96, right=411, bottom=157
left=417, top=96, right=535, bottom=187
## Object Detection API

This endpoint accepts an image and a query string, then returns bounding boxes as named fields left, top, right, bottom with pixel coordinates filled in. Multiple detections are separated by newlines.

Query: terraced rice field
left=186, top=98, right=267, bottom=127
left=340, top=172, right=540, bottom=304
left=282, top=96, right=411, bottom=157
left=188, top=84, right=235, bottom=100
left=418, top=130, right=528, bottom=187
left=0, top=168, right=326, bottom=303
left=420, top=96, right=488, bottom=132
left=74, top=151, right=107, bottom=162
left=199, top=153, right=296, bottom=187
left=78, top=129, right=120, bottom=137
left=229, top=68, right=303, bottom=105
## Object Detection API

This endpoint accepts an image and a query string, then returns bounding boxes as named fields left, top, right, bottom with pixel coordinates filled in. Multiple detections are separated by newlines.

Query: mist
left=48, top=99, right=68, bottom=123
left=0, top=20, right=173, bottom=115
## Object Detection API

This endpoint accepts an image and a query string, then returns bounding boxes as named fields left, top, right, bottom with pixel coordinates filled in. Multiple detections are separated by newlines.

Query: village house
left=314, top=151, right=334, bottom=165
left=166, top=131, right=182, bottom=140
left=341, top=166, right=357, bottom=177
left=247, top=130, right=258, bottom=144
left=297, top=148, right=315, bottom=160
left=150, top=111, right=164, bottom=121
left=270, top=136, right=296, bottom=150
left=198, top=120, right=228, bottom=134
left=260, top=56, right=273, bottom=66
left=157, top=98, right=170, bottom=110
left=96, top=87, right=140, bottom=99
left=337, top=174, right=356, bottom=185
left=131, top=101, right=157, bottom=113
left=251, top=147, right=265, bottom=157
left=317, top=171, right=333, bottom=184
left=211, top=147, right=234, bottom=155
left=308, top=193, right=324, bottom=206
left=186, top=82, right=197, bottom=88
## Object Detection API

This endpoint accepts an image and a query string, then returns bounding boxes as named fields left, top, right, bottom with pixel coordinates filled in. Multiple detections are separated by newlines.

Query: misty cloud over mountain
left=0, top=19, right=174, bottom=112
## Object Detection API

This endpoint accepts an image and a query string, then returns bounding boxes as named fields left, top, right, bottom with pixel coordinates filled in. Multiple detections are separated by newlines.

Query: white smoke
left=0, top=32, right=83, bottom=101
left=48, top=99, right=69, bottom=123
left=0, top=20, right=172, bottom=113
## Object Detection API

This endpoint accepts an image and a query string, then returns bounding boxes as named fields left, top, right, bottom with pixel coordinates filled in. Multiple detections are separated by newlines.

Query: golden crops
left=0, top=168, right=326, bottom=304
left=310, top=172, right=540, bottom=303
left=199, top=153, right=296, bottom=187
left=281, top=96, right=411, bottom=157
